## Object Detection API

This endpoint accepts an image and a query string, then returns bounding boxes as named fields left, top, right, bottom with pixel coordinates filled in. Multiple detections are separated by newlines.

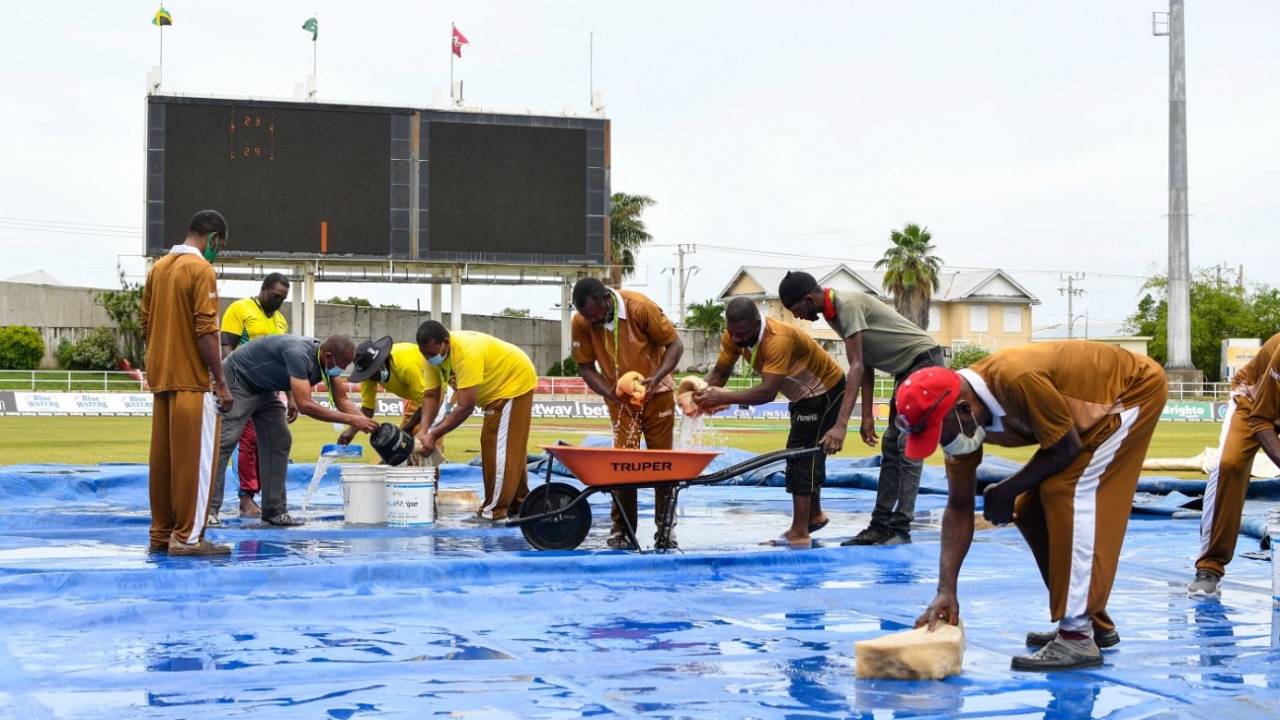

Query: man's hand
left=286, top=402, right=299, bottom=424
left=694, top=386, right=727, bottom=412
left=982, top=482, right=1016, bottom=525
left=347, top=415, right=379, bottom=434
left=860, top=415, right=879, bottom=446
left=915, top=589, right=961, bottom=631
left=336, top=427, right=358, bottom=445
left=214, top=381, right=233, bottom=414
left=820, top=423, right=847, bottom=454
left=416, top=429, right=438, bottom=457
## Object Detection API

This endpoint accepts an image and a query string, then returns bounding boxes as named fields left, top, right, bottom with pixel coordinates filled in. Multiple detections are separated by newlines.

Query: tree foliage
left=875, top=223, right=942, bottom=330
left=0, top=326, right=45, bottom=370
left=99, top=268, right=144, bottom=368
left=1125, top=269, right=1280, bottom=380
left=609, top=192, right=656, bottom=282
left=684, top=298, right=726, bottom=333
left=499, top=307, right=531, bottom=318
left=325, top=296, right=373, bottom=307
left=56, top=327, right=118, bottom=370
left=948, top=344, right=990, bottom=370
left=547, top=356, right=579, bottom=376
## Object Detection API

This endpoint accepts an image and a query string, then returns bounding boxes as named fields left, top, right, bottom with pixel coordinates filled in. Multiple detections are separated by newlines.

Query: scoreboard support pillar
left=430, top=273, right=443, bottom=323
left=291, top=264, right=305, bottom=336
left=559, top=277, right=572, bottom=366
left=303, top=266, right=317, bottom=337
left=449, top=267, right=463, bottom=332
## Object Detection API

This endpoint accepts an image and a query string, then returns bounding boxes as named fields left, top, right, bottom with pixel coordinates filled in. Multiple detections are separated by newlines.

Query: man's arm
left=644, top=336, right=684, bottom=388
left=703, top=360, right=734, bottom=389
left=699, top=372, right=785, bottom=408
left=820, top=333, right=870, bottom=453
left=916, top=452, right=980, bottom=630
left=418, top=386, right=476, bottom=454
left=981, top=428, right=1083, bottom=524
left=199, top=333, right=232, bottom=412
left=579, top=363, right=616, bottom=399
left=220, top=332, right=240, bottom=360
left=290, top=376, right=377, bottom=431
left=401, top=405, right=423, bottom=434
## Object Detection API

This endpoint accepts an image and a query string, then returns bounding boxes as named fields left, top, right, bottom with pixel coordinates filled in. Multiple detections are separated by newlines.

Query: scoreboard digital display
left=146, top=96, right=609, bottom=265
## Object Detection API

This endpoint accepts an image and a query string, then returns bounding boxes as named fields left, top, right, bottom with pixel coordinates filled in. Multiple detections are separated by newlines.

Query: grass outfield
left=0, top=415, right=1220, bottom=477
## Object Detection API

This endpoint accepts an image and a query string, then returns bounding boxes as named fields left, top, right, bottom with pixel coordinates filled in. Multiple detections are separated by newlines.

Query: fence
left=0, top=370, right=148, bottom=392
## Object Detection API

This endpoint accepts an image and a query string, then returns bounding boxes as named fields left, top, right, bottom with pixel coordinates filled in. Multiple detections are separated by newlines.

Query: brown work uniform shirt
left=571, top=289, right=678, bottom=392
left=140, top=245, right=220, bottom=392
left=945, top=340, right=1159, bottom=482
left=716, top=317, right=845, bottom=402
left=1228, top=332, right=1280, bottom=436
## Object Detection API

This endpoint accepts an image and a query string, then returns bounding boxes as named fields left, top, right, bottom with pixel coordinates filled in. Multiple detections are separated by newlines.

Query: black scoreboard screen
left=146, top=96, right=609, bottom=265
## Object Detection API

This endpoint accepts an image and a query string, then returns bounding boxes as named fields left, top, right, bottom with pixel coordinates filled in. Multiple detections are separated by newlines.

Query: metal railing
left=0, top=370, right=148, bottom=392
left=1167, top=381, right=1232, bottom=402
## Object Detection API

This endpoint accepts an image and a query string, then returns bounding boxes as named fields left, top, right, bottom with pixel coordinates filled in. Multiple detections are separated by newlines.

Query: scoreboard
left=145, top=96, right=610, bottom=266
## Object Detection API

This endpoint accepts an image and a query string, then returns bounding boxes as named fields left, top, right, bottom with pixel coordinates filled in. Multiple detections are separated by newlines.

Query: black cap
left=778, top=271, right=820, bottom=308
left=348, top=336, right=394, bottom=383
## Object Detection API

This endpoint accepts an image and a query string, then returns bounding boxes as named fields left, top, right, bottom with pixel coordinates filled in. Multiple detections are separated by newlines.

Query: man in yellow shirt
left=214, top=273, right=290, bottom=520
left=413, top=321, right=538, bottom=521
left=337, top=336, right=432, bottom=447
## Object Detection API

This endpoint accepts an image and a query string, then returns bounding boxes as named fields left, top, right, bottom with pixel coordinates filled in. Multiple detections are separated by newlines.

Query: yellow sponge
left=854, top=622, right=965, bottom=680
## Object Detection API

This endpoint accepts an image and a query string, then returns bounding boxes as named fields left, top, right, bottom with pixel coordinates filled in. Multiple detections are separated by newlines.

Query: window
left=928, top=305, right=941, bottom=332
left=969, top=304, right=988, bottom=333
left=1003, top=305, right=1022, bottom=333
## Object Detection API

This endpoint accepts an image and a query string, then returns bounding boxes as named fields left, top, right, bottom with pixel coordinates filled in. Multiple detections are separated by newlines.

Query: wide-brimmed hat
left=349, top=336, right=394, bottom=383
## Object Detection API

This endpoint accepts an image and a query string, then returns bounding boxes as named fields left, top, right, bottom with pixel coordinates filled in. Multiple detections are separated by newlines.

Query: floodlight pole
left=1155, top=1, right=1195, bottom=375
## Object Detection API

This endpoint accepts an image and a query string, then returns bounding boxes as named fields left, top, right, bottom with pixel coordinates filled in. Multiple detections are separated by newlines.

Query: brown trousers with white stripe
left=1197, top=397, right=1267, bottom=576
left=608, top=391, right=677, bottom=536
left=478, top=390, right=533, bottom=521
left=1013, top=360, right=1167, bottom=632
left=149, top=391, right=220, bottom=546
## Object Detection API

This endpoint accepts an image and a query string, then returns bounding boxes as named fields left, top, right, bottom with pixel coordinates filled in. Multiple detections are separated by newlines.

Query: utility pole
left=1059, top=273, right=1085, bottom=339
left=1152, top=1, right=1197, bottom=379
left=674, top=244, right=698, bottom=327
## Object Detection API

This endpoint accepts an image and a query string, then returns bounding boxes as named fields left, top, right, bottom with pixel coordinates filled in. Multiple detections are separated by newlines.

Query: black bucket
left=370, top=423, right=413, bottom=466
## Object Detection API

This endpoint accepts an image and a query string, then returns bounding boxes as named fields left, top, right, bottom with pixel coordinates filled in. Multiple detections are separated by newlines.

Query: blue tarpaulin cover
left=1, top=446, right=1278, bottom=718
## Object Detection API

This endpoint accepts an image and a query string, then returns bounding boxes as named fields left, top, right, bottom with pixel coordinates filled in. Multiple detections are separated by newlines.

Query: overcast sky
left=1, top=1, right=1277, bottom=337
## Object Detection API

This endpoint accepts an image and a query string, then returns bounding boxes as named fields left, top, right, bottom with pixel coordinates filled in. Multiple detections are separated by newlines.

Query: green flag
left=302, top=17, right=318, bottom=41
left=152, top=6, right=173, bottom=27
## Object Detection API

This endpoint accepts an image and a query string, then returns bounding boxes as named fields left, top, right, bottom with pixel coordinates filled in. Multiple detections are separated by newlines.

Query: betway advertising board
left=0, top=392, right=1237, bottom=423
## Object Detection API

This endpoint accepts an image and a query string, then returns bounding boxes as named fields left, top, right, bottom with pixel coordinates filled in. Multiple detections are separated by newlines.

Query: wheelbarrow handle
left=692, top=446, right=825, bottom=485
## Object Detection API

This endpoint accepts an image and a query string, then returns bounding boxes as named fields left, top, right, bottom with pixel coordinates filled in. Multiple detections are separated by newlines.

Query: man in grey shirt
left=210, top=334, right=379, bottom=526
left=780, top=271, right=944, bottom=545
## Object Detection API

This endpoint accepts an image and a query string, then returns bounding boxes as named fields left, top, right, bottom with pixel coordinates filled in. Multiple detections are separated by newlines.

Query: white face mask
left=942, top=408, right=985, bottom=456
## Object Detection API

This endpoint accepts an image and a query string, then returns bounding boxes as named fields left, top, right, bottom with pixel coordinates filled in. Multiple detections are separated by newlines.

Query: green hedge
left=0, top=326, right=45, bottom=370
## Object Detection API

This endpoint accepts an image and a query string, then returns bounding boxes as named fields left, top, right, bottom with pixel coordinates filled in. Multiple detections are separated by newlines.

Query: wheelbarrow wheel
left=519, top=482, right=592, bottom=550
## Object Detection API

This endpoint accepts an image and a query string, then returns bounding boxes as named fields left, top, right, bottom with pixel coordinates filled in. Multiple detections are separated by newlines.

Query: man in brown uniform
left=571, top=277, right=684, bottom=549
left=1190, top=332, right=1280, bottom=598
left=694, top=297, right=846, bottom=548
left=141, top=209, right=234, bottom=556
left=902, top=341, right=1167, bottom=670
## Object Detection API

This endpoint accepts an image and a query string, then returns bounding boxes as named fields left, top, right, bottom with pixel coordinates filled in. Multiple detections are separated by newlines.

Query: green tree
left=684, top=298, right=725, bottom=333
left=1125, top=269, right=1280, bottom=380
left=56, top=327, right=118, bottom=370
left=609, top=192, right=656, bottom=283
left=874, top=223, right=943, bottom=330
left=0, top=326, right=45, bottom=370
left=99, top=268, right=144, bottom=367
left=547, top=356, right=579, bottom=376
left=325, top=296, right=372, bottom=307
left=499, top=307, right=531, bottom=318
left=948, top=344, right=989, bottom=370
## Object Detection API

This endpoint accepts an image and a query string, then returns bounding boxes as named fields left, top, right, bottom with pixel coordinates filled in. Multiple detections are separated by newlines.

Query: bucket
left=385, top=466, right=437, bottom=526
left=341, top=465, right=387, bottom=525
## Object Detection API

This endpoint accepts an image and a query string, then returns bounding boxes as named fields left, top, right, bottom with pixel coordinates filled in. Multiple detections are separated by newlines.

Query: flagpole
left=450, top=22, right=455, bottom=101
left=589, top=31, right=593, bottom=107
left=312, top=36, right=317, bottom=98
left=159, top=24, right=164, bottom=72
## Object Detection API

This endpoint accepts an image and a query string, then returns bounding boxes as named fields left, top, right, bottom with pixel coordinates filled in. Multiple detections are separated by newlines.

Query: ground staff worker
left=1190, top=332, right=1280, bottom=598
left=779, top=271, right=944, bottom=546
left=902, top=341, right=1167, bottom=671
left=141, top=209, right=234, bottom=556
left=572, top=278, right=684, bottom=550
left=215, top=272, right=290, bottom=519
left=337, top=336, right=433, bottom=452
left=694, top=297, right=845, bottom=548
left=213, top=334, right=379, bottom=527
left=414, top=321, right=538, bottom=522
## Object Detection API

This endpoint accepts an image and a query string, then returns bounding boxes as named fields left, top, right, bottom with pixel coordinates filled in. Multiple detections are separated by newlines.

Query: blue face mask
left=427, top=353, right=446, bottom=367
left=378, top=366, right=391, bottom=383
left=320, top=351, right=346, bottom=378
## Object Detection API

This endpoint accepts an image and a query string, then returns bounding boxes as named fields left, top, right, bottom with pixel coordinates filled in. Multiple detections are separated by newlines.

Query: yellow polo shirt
left=360, top=342, right=429, bottom=411
left=221, top=297, right=288, bottom=344
left=424, top=331, right=537, bottom=407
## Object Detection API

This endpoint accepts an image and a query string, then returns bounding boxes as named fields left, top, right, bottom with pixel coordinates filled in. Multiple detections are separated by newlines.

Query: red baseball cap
left=896, top=366, right=962, bottom=460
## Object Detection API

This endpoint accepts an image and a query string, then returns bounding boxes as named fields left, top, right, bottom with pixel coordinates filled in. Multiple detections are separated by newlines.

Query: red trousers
left=236, top=419, right=260, bottom=495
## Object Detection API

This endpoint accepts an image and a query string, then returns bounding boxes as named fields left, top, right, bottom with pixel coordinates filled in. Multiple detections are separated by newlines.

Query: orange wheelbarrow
left=506, top=445, right=824, bottom=551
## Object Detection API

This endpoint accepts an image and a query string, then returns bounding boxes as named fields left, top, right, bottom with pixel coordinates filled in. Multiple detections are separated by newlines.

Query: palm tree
left=875, top=223, right=943, bottom=330
left=684, top=298, right=726, bottom=333
left=609, top=192, right=655, bottom=284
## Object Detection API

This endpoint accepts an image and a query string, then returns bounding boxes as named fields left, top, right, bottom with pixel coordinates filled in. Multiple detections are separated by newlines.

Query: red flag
left=452, top=27, right=469, bottom=57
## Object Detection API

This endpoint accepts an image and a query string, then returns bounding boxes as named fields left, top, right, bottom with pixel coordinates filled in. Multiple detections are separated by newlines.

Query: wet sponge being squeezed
left=615, top=371, right=647, bottom=407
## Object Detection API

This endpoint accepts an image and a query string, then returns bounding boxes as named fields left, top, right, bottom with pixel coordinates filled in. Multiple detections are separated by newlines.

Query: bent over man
left=142, top=209, right=234, bottom=556
left=903, top=341, right=1166, bottom=671
left=1190, top=332, right=1280, bottom=598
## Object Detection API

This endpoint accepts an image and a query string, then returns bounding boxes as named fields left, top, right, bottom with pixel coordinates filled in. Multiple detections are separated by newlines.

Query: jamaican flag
left=152, top=6, right=173, bottom=27
left=302, top=17, right=318, bottom=41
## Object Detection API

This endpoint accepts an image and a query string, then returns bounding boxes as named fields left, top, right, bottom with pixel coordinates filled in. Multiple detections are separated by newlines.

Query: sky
left=1, top=1, right=1277, bottom=338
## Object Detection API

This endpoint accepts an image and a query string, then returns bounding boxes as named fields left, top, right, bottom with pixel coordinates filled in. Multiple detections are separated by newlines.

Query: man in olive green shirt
left=780, top=271, right=943, bottom=545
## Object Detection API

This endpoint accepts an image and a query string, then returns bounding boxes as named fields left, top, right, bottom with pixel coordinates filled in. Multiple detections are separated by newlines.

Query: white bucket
left=341, top=465, right=388, bottom=525
left=385, top=466, right=437, bottom=526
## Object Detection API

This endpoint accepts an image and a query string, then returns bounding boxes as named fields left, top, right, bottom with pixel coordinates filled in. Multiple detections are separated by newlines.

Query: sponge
left=615, top=371, right=647, bottom=408
left=854, top=622, right=965, bottom=680
left=676, top=376, right=708, bottom=416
